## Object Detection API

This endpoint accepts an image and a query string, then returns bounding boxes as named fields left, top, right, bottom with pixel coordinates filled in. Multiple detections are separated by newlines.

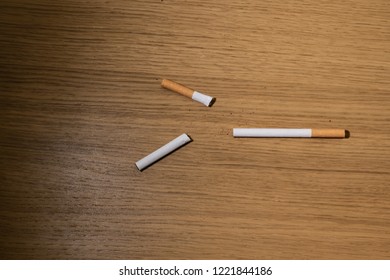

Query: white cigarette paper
left=233, top=128, right=346, bottom=138
left=234, top=128, right=312, bottom=137
left=135, top=133, right=192, bottom=171
left=192, top=91, right=214, bottom=107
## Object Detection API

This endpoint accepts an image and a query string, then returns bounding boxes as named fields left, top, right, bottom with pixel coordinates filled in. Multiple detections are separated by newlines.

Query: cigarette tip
left=208, top=97, right=217, bottom=107
left=135, top=162, right=142, bottom=172
left=185, top=133, right=193, bottom=142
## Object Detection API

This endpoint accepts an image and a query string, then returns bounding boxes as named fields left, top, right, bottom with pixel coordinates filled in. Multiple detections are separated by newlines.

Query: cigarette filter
left=135, top=133, right=192, bottom=171
left=161, top=79, right=215, bottom=107
left=233, top=128, right=346, bottom=138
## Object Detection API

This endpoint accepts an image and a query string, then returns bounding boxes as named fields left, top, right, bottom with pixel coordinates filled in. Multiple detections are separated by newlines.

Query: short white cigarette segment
left=233, top=128, right=347, bottom=138
left=192, top=91, right=214, bottom=107
left=135, top=133, right=191, bottom=171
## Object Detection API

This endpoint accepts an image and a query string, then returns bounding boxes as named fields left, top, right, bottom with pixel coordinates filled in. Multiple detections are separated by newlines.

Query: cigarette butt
left=161, top=79, right=215, bottom=107
left=135, top=133, right=192, bottom=171
left=233, top=128, right=346, bottom=138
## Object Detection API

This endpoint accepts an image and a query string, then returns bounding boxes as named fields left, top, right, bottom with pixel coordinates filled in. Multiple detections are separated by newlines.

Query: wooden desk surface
left=1, top=0, right=389, bottom=259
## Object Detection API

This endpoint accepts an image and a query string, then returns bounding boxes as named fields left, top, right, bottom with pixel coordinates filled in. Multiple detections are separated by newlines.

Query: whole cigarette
left=161, top=79, right=215, bottom=107
left=135, top=133, right=192, bottom=171
left=233, top=128, right=346, bottom=138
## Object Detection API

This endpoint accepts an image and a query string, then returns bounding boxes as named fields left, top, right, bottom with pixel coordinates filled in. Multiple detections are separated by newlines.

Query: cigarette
left=135, top=133, right=192, bottom=171
left=233, top=128, right=346, bottom=138
left=161, top=79, right=215, bottom=107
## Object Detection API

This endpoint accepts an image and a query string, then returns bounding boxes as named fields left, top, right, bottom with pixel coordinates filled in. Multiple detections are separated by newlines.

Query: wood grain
left=0, top=0, right=389, bottom=259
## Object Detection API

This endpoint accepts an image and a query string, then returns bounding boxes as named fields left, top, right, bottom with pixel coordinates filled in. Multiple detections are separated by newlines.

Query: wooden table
left=1, top=0, right=389, bottom=259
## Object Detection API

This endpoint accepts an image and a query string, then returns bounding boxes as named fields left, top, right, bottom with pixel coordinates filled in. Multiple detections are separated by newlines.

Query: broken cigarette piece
left=161, top=79, right=215, bottom=107
left=135, top=133, right=192, bottom=171
left=233, top=128, right=346, bottom=138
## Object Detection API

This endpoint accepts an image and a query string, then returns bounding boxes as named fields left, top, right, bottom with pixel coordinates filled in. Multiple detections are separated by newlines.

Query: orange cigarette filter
left=311, top=129, right=346, bottom=138
left=161, top=79, right=215, bottom=107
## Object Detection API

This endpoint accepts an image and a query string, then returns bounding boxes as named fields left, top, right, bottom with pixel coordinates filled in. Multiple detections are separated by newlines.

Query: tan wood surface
left=0, top=0, right=389, bottom=259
